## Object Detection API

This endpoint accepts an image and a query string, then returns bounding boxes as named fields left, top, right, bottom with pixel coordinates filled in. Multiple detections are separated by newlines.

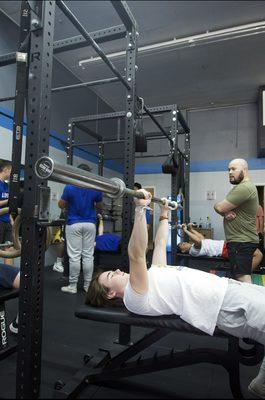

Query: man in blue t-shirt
left=58, top=163, right=103, bottom=294
left=0, top=160, right=12, bottom=264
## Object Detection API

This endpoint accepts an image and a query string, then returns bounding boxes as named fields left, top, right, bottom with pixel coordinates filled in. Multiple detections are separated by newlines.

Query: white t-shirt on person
left=189, top=239, right=225, bottom=257
left=123, top=265, right=228, bottom=335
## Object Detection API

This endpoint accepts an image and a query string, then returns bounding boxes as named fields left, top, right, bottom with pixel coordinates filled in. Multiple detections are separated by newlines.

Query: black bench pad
left=76, top=305, right=227, bottom=338
left=176, top=253, right=229, bottom=263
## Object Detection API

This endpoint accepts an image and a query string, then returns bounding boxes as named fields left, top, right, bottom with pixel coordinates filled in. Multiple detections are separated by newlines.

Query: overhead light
left=79, top=20, right=265, bottom=67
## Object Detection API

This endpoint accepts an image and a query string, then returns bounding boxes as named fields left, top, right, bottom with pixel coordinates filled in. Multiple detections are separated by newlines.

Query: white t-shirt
left=189, top=239, right=225, bottom=257
left=123, top=265, right=228, bottom=336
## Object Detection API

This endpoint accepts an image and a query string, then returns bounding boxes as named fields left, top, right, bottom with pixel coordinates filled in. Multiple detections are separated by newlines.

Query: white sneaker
left=248, top=378, right=265, bottom=398
left=53, top=262, right=64, bottom=273
left=61, top=285, right=77, bottom=294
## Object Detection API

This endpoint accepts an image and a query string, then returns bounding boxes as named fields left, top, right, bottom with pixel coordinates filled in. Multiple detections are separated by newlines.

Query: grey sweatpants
left=66, top=222, right=96, bottom=288
left=216, top=279, right=265, bottom=345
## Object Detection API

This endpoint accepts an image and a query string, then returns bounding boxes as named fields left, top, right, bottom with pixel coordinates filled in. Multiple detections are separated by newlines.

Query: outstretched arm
left=152, top=199, right=171, bottom=266
left=95, top=201, right=104, bottom=216
left=187, top=223, right=205, bottom=240
left=182, top=224, right=202, bottom=248
left=128, top=189, right=151, bottom=295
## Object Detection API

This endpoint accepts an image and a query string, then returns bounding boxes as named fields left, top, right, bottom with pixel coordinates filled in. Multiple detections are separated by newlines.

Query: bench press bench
left=176, top=253, right=231, bottom=276
left=53, top=305, right=264, bottom=399
left=0, top=288, right=19, bottom=361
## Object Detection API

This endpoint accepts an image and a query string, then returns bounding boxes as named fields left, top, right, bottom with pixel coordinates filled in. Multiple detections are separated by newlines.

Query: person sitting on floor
left=95, top=214, right=121, bottom=252
left=177, top=223, right=263, bottom=271
left=86, top=189, right=265, bottom=399
left=0, top=262, right=20, bottom=334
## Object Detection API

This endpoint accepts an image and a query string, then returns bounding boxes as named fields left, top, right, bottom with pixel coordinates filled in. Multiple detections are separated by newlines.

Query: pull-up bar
left=142, top=104, right=173, bottom=145
left=56, top=0, right=131, bottom=91
left=0, top=76, right=123, bottom=103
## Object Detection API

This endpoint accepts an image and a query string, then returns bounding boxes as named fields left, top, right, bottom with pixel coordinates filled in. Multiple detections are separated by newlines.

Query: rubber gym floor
left=0, top=265, right=262, bottom=399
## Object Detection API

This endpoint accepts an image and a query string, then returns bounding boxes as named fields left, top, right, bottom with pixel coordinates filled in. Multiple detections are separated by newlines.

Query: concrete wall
left=188, top=103, right=257, bottom=161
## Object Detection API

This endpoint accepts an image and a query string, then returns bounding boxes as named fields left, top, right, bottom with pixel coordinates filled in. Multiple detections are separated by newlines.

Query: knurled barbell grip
left=124, top=188, right=180, bottom=210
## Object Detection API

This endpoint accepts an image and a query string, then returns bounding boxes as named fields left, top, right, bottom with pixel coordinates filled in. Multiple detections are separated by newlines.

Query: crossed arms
left=214, top=199, right=237, bottom=220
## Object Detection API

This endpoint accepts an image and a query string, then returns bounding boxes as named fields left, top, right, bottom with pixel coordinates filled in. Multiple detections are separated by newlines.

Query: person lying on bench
left=0, top=262, right=20, bottom=334
left=86, top=189, right=265, bottom=399
left=177, top=223, right=263, bottom=271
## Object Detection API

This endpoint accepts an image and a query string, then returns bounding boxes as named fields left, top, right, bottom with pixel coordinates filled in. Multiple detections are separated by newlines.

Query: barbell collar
left=106, top=177, right=126, bottom=199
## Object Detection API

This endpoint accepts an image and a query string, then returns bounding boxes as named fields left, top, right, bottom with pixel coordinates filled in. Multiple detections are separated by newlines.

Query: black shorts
left=227, top=242, right=258, bottom=276
left=0, top=221, right=12, bottom=244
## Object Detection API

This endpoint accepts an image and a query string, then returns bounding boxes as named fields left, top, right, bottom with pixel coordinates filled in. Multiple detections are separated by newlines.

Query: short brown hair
left=134, top=182, right=142, bottom=189
left=85, top=269, right=124, bottom=308
left=0, top=159, right=12, bottom=172
left=85, top=270, right=109, bottom=307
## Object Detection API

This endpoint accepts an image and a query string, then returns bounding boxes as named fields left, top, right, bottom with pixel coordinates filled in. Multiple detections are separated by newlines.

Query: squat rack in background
left=66, top=103, right=190, bottom=264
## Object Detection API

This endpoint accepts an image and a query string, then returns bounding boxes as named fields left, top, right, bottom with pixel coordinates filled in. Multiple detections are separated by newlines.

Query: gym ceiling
left=1, top=0, right=265, bottom=111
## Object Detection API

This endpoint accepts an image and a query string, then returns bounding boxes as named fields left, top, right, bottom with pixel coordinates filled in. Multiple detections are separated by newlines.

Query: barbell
left=34, top=156, right=183, bottom=211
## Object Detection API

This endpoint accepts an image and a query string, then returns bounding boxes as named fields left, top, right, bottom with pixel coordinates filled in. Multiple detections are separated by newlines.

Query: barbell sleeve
left=35, top=157, right=124, bottom=197
left=35, top=156, right=182, bottom=210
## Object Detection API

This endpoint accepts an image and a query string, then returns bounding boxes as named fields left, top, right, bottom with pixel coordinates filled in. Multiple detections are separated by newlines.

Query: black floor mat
left=0, top=266, right=261, bottom=399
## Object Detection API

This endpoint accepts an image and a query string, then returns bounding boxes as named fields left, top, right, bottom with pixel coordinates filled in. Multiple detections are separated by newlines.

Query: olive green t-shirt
left=224, top=180, right=258, bottom=243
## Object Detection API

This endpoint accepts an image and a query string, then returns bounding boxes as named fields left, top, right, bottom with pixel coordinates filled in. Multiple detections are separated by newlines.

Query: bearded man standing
left=214, top=158, right=259, bottom=283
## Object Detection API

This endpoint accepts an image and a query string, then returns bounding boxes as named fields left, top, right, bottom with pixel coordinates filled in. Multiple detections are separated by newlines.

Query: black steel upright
left=184, top=131, right=190, bottom=223
left=9, top=0, right=30, bottom=216
left=170, top=107, right=178, bottom=265
left=16, top=1, right=56, bottom=398
left=119, top=16, right=138, bottom=270
left=66, top=121, right=74, bottom=165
